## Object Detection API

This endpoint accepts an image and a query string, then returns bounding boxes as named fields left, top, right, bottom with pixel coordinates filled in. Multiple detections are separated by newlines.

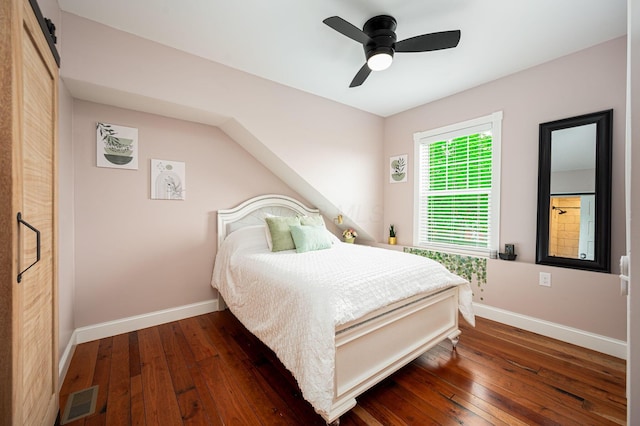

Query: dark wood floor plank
left=130, top=374, right=145, bottom=426
left=388, top=376, right=488, bottom=426
left=377, top=380, right=447, bottom=425
left=450, top=392, right=529, bottom=426
left=397, top=353, right=528, bottom=426
left=582, top=398, right=627, bottom=426
left=169, top=322, right=225, bottom=426
left=129, top=331, right=142, bottom=378
left=178, top=317, right=219, bottom=362
left=176, top=388, right=211, bottom=426
left=247, top=355, right=326, bottom=425
left=157, top=322, right=212, bottom=425
left=199, top=314, right=316, bottom=426
left=356, top=383, right=416, bottom=426
left=451, top=332, right=625, bottom=424
left=343, top=405, right=384, bottom=426
left=200, top=313, right=321, bottom=425
left=197, top=355, right=263, bottom=424
left=392, top=364, right=499, bottom=426
left=60, top=311, right=627, bottom=426
left=537, top=366, right=627, bottom=413
left=416, top=345, right=583, bottom=425
left=428, top=339, right=620, bottom=426
left=463, top=323, right=627, bottom=399
left=84, top=337, right=113, bottom=426
left=157, top=323, right=198, bottom=395
left=467, top=319, right=626, bottom=376
left=217, top=311, right=303, bottom=392
left=201, top=315, right=324, bottom=426
left=137, top=327, right=184, bottom=424
left=106, top=334, right=131, bottom=426
left=446, top=338, right=593, bottom=416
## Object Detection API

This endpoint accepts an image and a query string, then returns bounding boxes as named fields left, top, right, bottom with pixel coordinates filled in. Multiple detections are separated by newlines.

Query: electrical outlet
left=539, top=272, right=551, bottom=287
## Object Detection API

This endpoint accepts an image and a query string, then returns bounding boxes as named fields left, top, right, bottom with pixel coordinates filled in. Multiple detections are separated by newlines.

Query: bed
left=211, top=194, right=475, bottom=424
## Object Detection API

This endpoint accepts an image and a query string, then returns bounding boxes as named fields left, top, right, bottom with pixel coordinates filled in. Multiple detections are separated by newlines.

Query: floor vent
left=61, top=385, right=98, bottom=424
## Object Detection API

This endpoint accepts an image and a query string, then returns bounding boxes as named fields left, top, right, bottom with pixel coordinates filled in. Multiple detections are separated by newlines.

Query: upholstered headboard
left=216, top=194, right=320, bottom=248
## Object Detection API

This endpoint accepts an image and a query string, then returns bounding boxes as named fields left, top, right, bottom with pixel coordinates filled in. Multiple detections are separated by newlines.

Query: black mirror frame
left=535, top=109, right=612, bottom=272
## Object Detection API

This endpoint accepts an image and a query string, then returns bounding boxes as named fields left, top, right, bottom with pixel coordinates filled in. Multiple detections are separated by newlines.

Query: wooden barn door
left=19, top=1, right=59, bottom=422
left=0, top=0, right=59, bottom=424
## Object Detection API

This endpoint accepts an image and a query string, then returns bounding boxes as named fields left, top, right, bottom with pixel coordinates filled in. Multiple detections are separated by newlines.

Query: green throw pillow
left=289, top=225, right=333, bottom=253
left=265, top=216, right=301, bottom=252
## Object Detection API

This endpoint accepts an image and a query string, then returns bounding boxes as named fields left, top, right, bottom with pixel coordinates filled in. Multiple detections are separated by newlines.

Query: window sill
left=366, top=242, right=405, bottom=251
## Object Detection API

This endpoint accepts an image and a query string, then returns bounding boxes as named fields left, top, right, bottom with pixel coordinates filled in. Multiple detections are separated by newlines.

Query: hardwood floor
left=60, top=311, right=626, bottom=425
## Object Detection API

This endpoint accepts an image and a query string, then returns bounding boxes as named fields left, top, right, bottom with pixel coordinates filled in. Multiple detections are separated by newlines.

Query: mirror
left=536, top=110, right=612, bottom=272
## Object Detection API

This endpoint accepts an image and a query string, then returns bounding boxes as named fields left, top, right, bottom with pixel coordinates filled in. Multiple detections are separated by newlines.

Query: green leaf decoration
left=403, top=247, right=487, bottom=295
left=97, top=123, right=133, bottom=155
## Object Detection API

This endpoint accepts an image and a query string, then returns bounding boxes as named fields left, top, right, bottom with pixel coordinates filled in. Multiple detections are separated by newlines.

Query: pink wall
left=59, top=11, right=385, bottom=329
left=60, top=12, right=385, bottom=241
left=72, top=101, right=301, bottom=326
left=53, top=5, right=629, bottom=349
left=384, top=37, right=627, bottom=340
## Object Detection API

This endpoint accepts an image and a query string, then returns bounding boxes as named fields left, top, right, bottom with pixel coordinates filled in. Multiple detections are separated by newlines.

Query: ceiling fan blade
left=395, top=30, right=461, bottom=52
left=323, top=16, right=370, bottom=45
left=349, top=63, right=371, bottom=88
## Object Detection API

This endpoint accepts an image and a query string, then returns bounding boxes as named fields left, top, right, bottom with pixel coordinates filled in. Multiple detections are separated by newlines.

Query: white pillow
left=223, top=225, right=269, bottom=252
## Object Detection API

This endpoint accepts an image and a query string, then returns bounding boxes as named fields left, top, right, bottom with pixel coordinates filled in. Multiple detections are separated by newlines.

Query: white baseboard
left=58, top=299, right=219, bottom=386
left=59, top=329, right=78, bottom=389
left=473, top=303, right=627, bottom=359
left=75, top=299, right=219, bottom=344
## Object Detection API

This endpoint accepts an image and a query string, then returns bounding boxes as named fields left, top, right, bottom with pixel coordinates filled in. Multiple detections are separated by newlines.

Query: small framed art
left=390, top=154, right=407, bottom=183
left=151, top=159, right=186, bottom=200
left=96, top=122, right=138, bottom=170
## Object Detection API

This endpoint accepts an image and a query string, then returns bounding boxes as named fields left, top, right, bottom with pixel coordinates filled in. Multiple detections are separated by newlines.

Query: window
left=413, top=112, right=502, bottom=257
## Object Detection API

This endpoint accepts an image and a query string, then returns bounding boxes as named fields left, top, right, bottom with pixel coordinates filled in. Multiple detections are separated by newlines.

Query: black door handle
left=17, top=212, right=41, bottom=283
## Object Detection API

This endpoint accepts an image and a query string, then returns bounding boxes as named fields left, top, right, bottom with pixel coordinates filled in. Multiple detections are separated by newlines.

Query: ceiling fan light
left=367, top=52, right=393, bottom=71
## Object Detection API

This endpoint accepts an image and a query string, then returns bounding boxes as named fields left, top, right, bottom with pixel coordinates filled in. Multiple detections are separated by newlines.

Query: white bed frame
left=216, top=194, right=462, bottom=424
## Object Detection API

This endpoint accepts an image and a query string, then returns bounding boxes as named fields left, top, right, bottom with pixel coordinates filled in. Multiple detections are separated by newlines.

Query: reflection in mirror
left=536, top=110, right=612, bottom=272
left=549, top=195, right=594, bottom=260
left=548, top=124, right=596, bottom=261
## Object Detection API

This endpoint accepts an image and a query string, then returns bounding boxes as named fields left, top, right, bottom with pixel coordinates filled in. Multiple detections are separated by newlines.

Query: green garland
left=404, top=247, right=487, bottom=300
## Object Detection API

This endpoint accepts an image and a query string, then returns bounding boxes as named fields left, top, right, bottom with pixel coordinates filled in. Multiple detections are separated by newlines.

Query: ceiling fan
left=323, top=15, right=461, bottom=88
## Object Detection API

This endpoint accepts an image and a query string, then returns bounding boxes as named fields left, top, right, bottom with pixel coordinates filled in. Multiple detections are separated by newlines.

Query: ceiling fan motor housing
left=363, top=15, right=397, bottom=62
left=322, top=13, right=461, bottom=86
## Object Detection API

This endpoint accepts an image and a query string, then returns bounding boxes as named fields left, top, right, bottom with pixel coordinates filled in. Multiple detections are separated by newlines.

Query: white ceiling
left=58, top=0, right=627, bottom=117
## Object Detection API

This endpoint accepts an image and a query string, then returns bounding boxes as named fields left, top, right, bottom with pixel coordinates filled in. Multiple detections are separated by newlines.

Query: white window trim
left=413, top=111, right=502, bottom=258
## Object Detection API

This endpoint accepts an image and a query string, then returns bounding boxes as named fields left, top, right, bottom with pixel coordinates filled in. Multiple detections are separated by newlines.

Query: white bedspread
left=211, top=226, right=474, bottom=418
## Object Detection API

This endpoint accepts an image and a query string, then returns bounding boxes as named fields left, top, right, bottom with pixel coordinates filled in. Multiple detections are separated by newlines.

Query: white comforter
left=211, top=225, right=474, bottom=418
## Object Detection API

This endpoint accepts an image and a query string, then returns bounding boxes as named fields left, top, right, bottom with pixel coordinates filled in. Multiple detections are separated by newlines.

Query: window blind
left=414, top=112, right=501, bottom=257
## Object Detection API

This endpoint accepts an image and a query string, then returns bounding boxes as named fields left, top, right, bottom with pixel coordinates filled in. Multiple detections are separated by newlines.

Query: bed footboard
left=325, top=286, right=460, bottom=423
